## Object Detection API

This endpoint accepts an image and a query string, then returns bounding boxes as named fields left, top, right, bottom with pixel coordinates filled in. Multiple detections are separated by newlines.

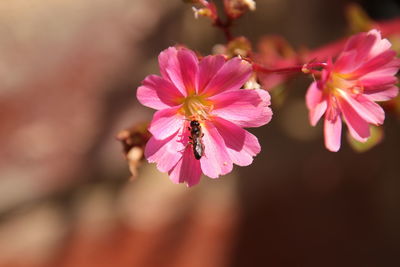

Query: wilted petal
left=213, top=117, right=260, bottom=166
left=209, top=89, right=272, bottom=128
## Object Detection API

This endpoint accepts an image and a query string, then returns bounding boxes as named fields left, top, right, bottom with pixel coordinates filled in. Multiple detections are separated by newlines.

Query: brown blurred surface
left=0, top=0, right=399, bottom=267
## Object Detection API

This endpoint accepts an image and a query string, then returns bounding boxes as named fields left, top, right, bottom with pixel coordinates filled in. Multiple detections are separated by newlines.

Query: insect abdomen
left=193, top=138, right=203, bottom=160
left=189, top=120, right=204, bottom=160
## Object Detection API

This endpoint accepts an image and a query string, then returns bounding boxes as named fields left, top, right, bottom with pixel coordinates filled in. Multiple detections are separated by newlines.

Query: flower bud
left=117, top=122, right=151, bottom=179
left=192, top=7, right=213, bottom=19
left=223, top=0, right=256, bottom=19
left=226, top=36, right=252, bottom=57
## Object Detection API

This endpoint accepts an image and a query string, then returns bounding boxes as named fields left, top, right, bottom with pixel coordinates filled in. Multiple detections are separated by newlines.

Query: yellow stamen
left=181, top=94, right=213, bottom=120
left=325, top=72, right=362, bottom=96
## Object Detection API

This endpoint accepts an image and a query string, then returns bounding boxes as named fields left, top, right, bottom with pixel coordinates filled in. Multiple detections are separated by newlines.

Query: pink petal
left=337, top=30, right=396, bottom=76
left=364, top=86, right=399, bottom=101
left=177, top=49, right=199, bottom=94
left=136, top=75, right=184, bottom=110
left=338, top=95, right=370, bottom=142
left=337, top=90, right=384, bottom=125
left=145, top=130, right=185, bottom=173
left=148, top=106, right=184, bottom=139
left=197, top=55, right=225, bottom=94
left=258, top=72, right=288, bottom=90
left=334, top=51, right=358, bottom=73
left=324, top=115, right=342, bottom=152
left=359, top=58, right=400, bottom=100
left=158, top=47, right=184, bottom=94
left=367, top=30, right=392, bottom=58
left=306, top=81, right=324, bottom=110
left=202, top=57, right=252, bottom=96
left=209, top=89, right=272, bottom=128
left=158, top=47, right=199, bottom=96
left=360, top=58, right=400, bottom=79
left=344, top=30, right=379, bottom=62
left=200, top=121, right=233, bottom=178
left=343, top=31, right=369, bottom=52
left=361, top=75, right=398, bottom=89
left=168, top=146, right=202, bottom=187
left=309, top=100, right=327, bottom=126
left=212, top=117, right=260, bottom=166
left=352, top=31, right=378, bottom=61
left=343, top=30, right=391, bottom=60
left=355, top=94, right=385, bottom=123
left=350, top=50, right=397, bottom=78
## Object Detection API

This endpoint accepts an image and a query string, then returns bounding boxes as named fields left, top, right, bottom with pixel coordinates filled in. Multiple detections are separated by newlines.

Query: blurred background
left=0, top=0, right=399, bottom=266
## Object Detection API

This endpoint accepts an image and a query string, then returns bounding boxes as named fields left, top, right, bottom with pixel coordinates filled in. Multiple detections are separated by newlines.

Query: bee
left=188, top=120, right=204, bottom=160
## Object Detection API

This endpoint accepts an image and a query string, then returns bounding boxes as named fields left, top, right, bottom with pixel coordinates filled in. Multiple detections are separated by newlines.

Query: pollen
left=350, top=84, right=364, bottom=95
left=325, top=72, right=358, bottom=96
left=181, top=94, right=213, bottom=120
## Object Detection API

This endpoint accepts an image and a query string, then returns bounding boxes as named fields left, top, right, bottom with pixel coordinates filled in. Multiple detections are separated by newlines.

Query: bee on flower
left=136, top=47, right=272, bottom=186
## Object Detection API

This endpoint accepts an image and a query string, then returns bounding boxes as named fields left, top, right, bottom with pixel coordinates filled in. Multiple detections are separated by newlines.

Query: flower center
left=181, top=94, right=213, bottom=120
left=325, top=72, right=364, bottom=96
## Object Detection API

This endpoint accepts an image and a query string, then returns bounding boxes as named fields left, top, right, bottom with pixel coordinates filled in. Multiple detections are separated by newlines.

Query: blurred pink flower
left=137, top=47, right=272, bottom=186
left=255, top=35, right=299, bottom=90
left=306, top=29, right=400, bottom=152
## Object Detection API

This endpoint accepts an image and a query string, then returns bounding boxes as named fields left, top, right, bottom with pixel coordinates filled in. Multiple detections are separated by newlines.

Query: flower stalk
left=253, top=62, right=328, bottom=75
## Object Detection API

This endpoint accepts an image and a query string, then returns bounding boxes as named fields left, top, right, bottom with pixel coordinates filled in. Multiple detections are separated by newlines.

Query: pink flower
left=137, top=47, right=272, bottom=186
left=306, top=29, right=400, bottom=152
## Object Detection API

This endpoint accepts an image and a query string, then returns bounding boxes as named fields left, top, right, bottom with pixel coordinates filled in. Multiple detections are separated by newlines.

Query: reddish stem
left=214, top=16, right=234, bottom=41
left=199, top=0, right=233, bottom=42
left=253, top=62, right=328, bottom=74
